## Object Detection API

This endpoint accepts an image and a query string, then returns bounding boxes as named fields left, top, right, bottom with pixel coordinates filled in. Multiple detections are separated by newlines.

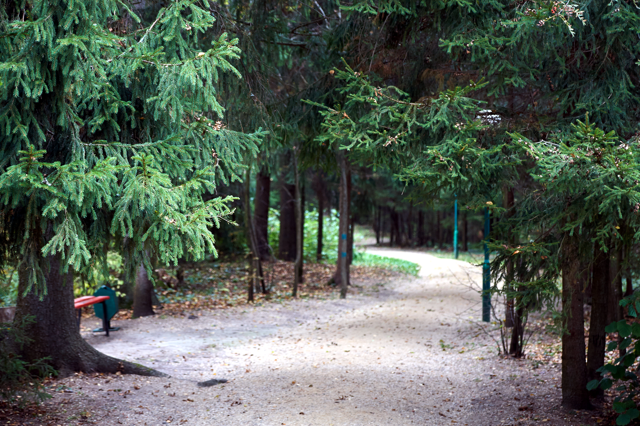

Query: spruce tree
left=0, top=0, right=259, bottom=375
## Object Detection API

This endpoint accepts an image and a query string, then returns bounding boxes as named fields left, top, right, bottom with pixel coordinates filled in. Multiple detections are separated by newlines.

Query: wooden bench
left=74, top=296, right=111, bottom=336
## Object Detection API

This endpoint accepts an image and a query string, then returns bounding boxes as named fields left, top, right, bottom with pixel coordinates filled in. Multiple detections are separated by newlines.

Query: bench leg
left=101, top=301, right=109, bottom=337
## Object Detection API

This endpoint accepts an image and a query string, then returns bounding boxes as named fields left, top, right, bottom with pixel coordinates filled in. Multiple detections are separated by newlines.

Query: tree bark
left=293, top=149, right=303, bottom=295
left=561, top=230, right=591, bottom=409
left=587, top=242, right=609, bottom=396
left=390, top=210, right=400, bottom=246
left=14, top=253, right=163, bottom=377
left=417, top=210, right=424, bottom=246
left=133, top=262, right=155, bottom=318
left=254, top=169, right=271, bottom=261
left=461, top=210, right=468, bottom=252
left=347, top=215, right=354, bottom=265
left=316, top=200, right=324, bottom=262
left=278, top=182, right=297, bottom=261
left=437, top=211, right=444, bottom=249
left=243, top=166, right=265, bottom=300
left=312, top=171, right=326, bottom=263
left=607, top=243, right=623, bottom=325
left=333, top=151, right=351, bottom=296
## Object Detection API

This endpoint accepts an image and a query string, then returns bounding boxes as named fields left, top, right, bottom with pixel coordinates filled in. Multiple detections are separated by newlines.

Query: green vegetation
left=0, top=316, right=56, bottom=404
left=352, top=252, right=420, bottom=277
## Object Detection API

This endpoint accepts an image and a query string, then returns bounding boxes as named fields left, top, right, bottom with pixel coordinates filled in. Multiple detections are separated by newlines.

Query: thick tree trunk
left=587, top=243, right=609, bottom=396
left=333, top=151, right=351, bottom=296
left=14, top=254, right=163, bottom=377
left=278, top=182, right=297, bottom=261
left=133, top=262, right=155, bottom=318
left=254, top=169, right=271, bottom=261
left=561, top=231, right=591, bottom=410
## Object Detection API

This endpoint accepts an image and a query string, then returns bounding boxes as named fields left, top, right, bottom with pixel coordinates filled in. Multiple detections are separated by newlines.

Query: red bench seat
left=74, top=295, right=112, bottom=336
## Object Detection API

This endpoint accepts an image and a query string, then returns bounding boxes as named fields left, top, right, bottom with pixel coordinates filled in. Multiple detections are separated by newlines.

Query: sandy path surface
left=55, top=249, right=595, bottom=425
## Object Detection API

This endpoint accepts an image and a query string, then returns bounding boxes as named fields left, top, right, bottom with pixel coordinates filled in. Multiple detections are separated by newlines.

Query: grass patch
left=353, top=252, right=420, bottom=276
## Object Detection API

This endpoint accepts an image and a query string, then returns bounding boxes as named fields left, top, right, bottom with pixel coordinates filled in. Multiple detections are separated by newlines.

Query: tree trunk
left=390, top=210, right=400, bottom=247
left=14, top=253, right=163, bottom=377
left=133, top=262, right=155, bottom=318
left=254, top=169, right=271, bottom=261
left=587, top=242, right=609, bottom=396
left=607, top=243, right=623, bottom=325
left=462, top=210, right=468, bottom=252
left=333, top=151, right=351, bottom=296
left=348, top=216, right=354, bottom=265
left=243, top=166, right=265, bottom=300
left=417, top=210, right=424, bottom=246
left=374, top=205, right=381, bottom=245
left=561, top=230, right=591, bottom=409
left=278, top=182, right=297, bottom=261
left=316, top=202, right=323, bottom=262
left=437, top=211, right=444, bottom=249
left=293, top=150, right=303, bottom=295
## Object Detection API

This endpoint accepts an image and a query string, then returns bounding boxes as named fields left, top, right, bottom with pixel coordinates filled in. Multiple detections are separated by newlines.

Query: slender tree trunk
left=374, top=205, right=381, bottom=245
left=462, top=210, right=468, bottom=252
left=389, top=209, right=395, bottom=246
left=278, top=182, right=296, bottom=261
left=503, top=188, right=515, bottom=331
left=437, top=211, right=444, bottom=249
left=316, top=199, right=323, bottom=262
left=561, top=230, right=591, bottom=410
left=607, top=243, right=623, bottom=325
left=587, top=242, right=609, bottom=396
left=254, top=169, right=271, bottom=261
left=334, top=151, right=351, bottom=296
left=293, top=150, right=303, bottom=295
left=243, top=167, right=266, bottom=300
left=14, top=251, right=162, bottom=377
left=390, top=210, right=400, bottom=246
left=312, top=171, right=325, bottom=263
left=406, top=203, right=413, bottom=245
left=133, top=262, right=155, bottom=318
left=348, top=216, right=355, bottom=265
left=417, top=210, right=424, bottom=246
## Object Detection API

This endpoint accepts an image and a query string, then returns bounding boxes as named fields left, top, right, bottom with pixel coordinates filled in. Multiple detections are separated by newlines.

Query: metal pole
left=482, top=207, right=491, bottom=322
left=453, top=196, right=459, bottom=259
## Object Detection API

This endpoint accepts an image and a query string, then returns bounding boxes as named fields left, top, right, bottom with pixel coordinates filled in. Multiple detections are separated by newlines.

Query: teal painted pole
left=453, top=196, right=459, bottom=259
left=482, top=207, right=491, bottom=322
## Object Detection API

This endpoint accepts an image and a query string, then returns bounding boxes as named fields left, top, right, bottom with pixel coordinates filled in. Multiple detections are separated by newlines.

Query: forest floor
left=1, top=248, right=609, bottom=425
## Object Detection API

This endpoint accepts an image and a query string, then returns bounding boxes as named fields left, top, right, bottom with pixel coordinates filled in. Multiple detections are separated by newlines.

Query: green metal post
left=453, top=196, right=459, bottom=259
left=482, top=207, right=491, bottom=322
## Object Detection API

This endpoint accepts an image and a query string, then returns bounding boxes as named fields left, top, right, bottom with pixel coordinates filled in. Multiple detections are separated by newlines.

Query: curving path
left=58, top=248, right=593, bottom=425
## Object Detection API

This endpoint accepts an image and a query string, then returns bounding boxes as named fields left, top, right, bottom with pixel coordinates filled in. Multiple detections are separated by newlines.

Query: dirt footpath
left=43, top=249, right=596, bottom=425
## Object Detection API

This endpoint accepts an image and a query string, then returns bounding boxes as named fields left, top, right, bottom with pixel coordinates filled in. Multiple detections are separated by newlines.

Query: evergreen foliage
left=0, top=0, right=261, bottom=293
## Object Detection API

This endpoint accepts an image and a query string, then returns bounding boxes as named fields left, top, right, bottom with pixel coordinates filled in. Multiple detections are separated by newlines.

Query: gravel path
left=46, top=249, right=596, bottom=425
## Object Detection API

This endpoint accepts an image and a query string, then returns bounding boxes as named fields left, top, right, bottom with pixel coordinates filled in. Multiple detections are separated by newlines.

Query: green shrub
left=588, top=293, right=640, bottom=425
left=0, top=316, right=56, bottom=404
